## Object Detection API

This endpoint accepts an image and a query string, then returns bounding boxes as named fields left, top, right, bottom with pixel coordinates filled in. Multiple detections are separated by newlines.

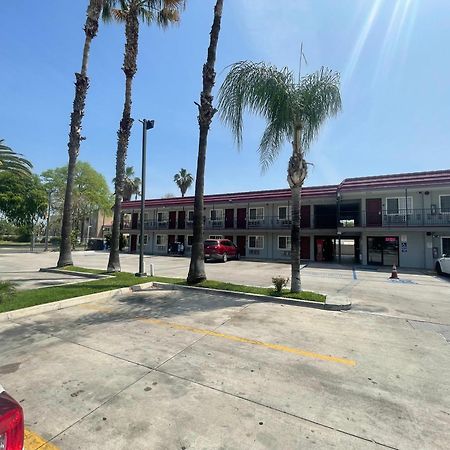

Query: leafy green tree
left=0, top=139, right=32, bottom=176
left=187, top=0, right=224, bottom=285
left=0, top=172, right=48, bottom=249
left=173, top=168, right=193, bottom=197
left=103, top=0, right=183, bottom=272
left=59, top=0, right=105, bottom=267
left=42, top=161, right=112, bottom=240
left=113, top=166, right=141, bottom=201
left=218, top=63, right=341, bottom=292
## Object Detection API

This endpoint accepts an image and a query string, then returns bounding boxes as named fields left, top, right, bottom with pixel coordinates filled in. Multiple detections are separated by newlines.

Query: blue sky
left=1, top=0, right=449, bottom=198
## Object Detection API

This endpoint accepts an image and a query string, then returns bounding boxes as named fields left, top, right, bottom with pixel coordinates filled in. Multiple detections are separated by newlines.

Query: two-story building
left=120, top=169, right=450, bottom=270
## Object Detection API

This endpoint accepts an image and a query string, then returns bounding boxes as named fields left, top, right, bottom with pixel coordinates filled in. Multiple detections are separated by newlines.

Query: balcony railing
left=120, top=209, right=450, bottom=231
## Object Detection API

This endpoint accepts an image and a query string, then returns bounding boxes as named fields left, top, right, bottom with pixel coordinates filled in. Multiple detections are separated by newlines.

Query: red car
left=204, top=239, right=239, bottom=262
left=0, top=385, right=24, bottom=450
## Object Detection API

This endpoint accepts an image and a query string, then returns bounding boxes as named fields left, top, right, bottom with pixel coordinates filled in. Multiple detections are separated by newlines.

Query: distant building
left=120, top=169, right=450, bottom=270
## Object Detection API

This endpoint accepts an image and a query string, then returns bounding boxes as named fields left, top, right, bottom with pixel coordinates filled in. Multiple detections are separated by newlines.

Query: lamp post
left=136, top=118, right=155, bottom=277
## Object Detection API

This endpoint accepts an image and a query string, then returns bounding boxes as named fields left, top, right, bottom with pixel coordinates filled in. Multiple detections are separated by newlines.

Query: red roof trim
left=121, top=169, right=450, bottom=209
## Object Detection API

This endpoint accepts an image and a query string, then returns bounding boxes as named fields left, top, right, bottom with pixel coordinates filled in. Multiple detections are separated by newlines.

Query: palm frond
left=0, top=140, right=32, bottom=176
left=259, top=120, right=292, bottom=172
left=297, top=67, right=342, bottom=149
left=218, top=61, right=295, bottom=156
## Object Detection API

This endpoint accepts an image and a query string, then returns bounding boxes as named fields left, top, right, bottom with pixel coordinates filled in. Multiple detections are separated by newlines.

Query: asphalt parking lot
left=1, top=250, right=449, bottom=449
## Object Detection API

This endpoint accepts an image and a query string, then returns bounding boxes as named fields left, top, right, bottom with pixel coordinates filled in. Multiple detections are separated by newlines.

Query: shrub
left=0, top=281, right=16, bottom=304
left=272, top=275, right=289, bottom=293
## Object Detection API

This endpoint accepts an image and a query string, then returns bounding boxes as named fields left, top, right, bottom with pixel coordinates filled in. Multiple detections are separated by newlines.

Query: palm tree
left=187, top=0, right=224, bottom=285
left=58, top=0, right=104, bottom=267
left=113, top=166, right=141, bottom=200
left=104, top=0, right=183, bottom=272
left=218, top=62, right=342, bottom=292
left=173, top=168, right=193, bottom=197
left=0, top=140, right=32, bottom=176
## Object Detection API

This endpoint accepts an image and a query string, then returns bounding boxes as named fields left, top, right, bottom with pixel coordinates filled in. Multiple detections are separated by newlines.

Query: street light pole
left=136, top=118, right=154, bottom=277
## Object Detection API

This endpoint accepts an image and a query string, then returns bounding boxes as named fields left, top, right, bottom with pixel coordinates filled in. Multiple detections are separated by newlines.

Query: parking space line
left=141, top=318, right=356, bottom=367
left=24, top=428, right=60, bottom=450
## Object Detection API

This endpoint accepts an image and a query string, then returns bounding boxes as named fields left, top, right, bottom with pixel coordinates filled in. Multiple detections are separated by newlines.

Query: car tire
left=436, top=262, right=443, bottom=275
left=204, top=258, right=208, bottom=263
left=236, top=252, right=240, bottom=260
left=222, top=253, right=228, bottom=263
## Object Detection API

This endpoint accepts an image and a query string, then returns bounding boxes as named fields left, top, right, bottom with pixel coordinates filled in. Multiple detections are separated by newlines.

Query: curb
left=39, top=267, right=111, bottom=279
left=152, top=282, right=351, bottom=311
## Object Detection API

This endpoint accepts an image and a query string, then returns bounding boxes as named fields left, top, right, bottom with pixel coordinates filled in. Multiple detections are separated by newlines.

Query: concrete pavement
left=1, top=287, right=449, bottom=449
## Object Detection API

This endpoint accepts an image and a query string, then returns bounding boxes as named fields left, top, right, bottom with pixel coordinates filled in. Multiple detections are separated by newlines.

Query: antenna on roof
left=298, top=42, right=308, bottom=83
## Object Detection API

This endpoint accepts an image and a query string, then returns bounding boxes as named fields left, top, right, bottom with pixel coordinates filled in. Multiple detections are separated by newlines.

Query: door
left=237, top=208, right=247, bottom=229
left=300, top=205, right=311, bottom=228
left=236, top=235, right=246, bottom=257
left=300, top=236, right=310, bottom=260
left=178, top=211, right=186, bottom=229
left=169, top=211, right=177, bottom=229
left=131, top=213, right=139, bottom=229
left=225, top=209, right=234, bottom=228
left=130, top=234, right=137, bottom=253
left=366, top=199, right=382, bottom=227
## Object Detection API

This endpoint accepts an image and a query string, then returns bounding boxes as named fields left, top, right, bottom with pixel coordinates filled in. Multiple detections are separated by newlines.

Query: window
left=386, top=197, right=413, bottom=215
left=248, top=236, right=264, bottom=249
left=187, top=210, right=194, bottom=221
left=442, top=237, right=450, bottom=256
left=156, top=235, right=166, bottom=245
left=278, top=206, right=290, bottom=220
left=187, top=235, right=193, bottom=246
left=210, top=209, right=223, bottom=220
left=440, top=195, right=450, bottom=213
left=143, top=235, right=148, bottom=245
left=278, top=236, right=291, bottom=250
left=157, top=212, right=167, bottom=222
left=249, top=207, right=264, bottom=220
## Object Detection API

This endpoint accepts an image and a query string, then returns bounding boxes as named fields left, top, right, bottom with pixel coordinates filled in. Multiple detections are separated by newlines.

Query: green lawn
left=0, top=268, right=325, bottom=314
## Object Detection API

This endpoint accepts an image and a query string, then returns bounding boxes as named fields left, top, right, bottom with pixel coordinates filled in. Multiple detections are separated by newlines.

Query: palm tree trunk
left=58, top=0, right=102, bottom=267
left=288, top=126, right=308, bottom=293
left=107, top=8, right=139, bottom=272
left=187, top=0, right=224, bottom=284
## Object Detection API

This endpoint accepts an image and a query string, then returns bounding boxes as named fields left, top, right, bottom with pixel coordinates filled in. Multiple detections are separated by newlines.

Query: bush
left=272, top=275, right=289, bottom=293
left=0, top=281, right=16, bottom=304
left=50, top=236, right=61, bottom=246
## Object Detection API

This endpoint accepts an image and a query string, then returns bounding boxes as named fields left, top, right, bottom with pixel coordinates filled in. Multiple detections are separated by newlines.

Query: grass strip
left=0, top=268, right=325, bottom=314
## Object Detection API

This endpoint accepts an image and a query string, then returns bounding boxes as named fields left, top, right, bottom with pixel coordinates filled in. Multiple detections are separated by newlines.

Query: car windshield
left=204, top=240, right=218, bottom=246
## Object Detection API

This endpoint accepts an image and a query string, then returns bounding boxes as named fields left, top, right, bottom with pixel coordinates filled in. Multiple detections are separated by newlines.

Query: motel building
left=120, top=169, right=450, bottom=270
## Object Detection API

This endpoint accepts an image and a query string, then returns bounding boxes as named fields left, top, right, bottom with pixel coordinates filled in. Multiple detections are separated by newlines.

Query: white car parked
left=436, top=254, right=450, bottom=275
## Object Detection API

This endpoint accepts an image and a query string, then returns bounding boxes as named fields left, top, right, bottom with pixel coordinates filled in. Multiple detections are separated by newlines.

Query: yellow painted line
left=141, top=318, right=356, bottom=367
left=24, top=428, right=60, bottom=450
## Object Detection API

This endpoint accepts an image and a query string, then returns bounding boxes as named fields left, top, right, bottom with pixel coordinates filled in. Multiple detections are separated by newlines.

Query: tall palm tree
left=104, top=0, right=183, bottom=272
left=173, top=168, right=193, bottom=197
left=187, top=0, right=224, bottom=284
left=58, top=0, right=104, bottom=267
left=218, top=62, right=342, bottom=292
left=113, top=166, right=141, bottom=200
left=0, top=139, right=32, bottom=176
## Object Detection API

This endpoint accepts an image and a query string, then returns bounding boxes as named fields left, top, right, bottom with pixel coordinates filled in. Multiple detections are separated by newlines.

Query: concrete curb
left=0, top=282, right=154, bottom=323
left=151, top=282, right=351, bottom=311
left=39, top=267, right=111, bottom=279
left=0, top=279, right=351, bottom=323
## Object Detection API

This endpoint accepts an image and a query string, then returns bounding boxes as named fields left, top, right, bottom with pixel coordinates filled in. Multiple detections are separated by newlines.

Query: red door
left=236, top=235, right=246, bottom=257
left=131, top=213, right=138, bottom=229
left=300, top=236, right=310, bottom=260
left=130, top=235, right=137, bottom=253
left=169, top=211, right=177, bottom=229
left=300, top=205, right=311, bottom=228
left=237, top=208, right=247, bottom=229
left=225, top=209, right=234, bottom=228
left=178, top=211, right=186, bottom=229
left=366, top=199, right=382, bottom=227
